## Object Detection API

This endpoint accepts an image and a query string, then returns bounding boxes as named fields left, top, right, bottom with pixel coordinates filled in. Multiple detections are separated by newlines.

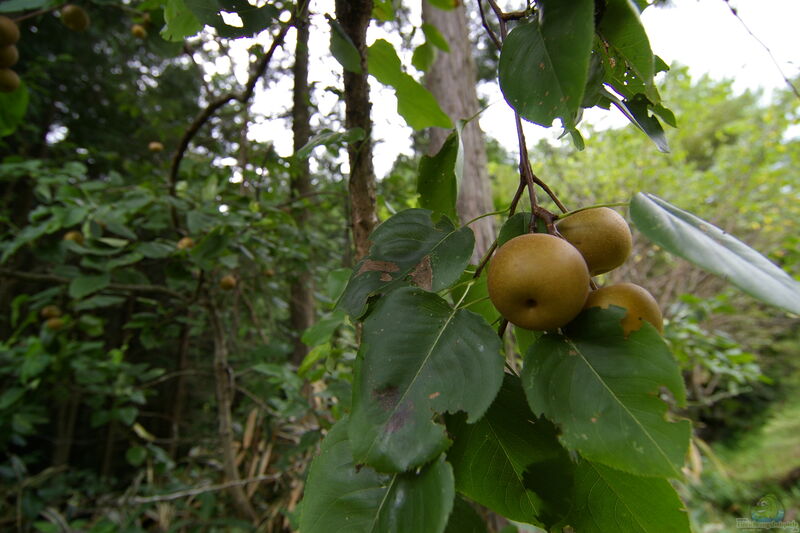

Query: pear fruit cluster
left=0, top=15, right=21, bottom=93
left=488, top=207, right=662, bottom=335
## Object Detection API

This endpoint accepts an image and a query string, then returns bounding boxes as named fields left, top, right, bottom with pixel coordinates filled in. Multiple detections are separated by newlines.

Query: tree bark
left=207, top=297, right=258, bottom=522
left=336, top=0, right=377, bottom=261
left=289, top=2, right=315, bottom=365
left=422, top=2, right=496, bottom=261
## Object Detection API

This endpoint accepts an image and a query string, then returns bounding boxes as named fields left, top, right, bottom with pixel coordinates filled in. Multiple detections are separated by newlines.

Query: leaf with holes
left=498, top=0, right=594, bottom=128
left=337, top=209, right=474, bottom=319
left=522, top=307, right=690, bottom=478
left=299, top=418, right=455, bottom=533
left=349, top=287, right=504, bottom=472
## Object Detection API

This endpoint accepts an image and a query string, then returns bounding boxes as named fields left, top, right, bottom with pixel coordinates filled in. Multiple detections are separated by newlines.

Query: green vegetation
left=0, top=1, right=797, bottom=532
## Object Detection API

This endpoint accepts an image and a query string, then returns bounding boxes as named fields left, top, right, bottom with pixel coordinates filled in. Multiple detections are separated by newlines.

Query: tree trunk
left=336, top=0, right=377, bottom=261
left=422, top=2, right=496, bottom=261
left=207, top=297, right=258, bottom=522
left=289, top=2, right=315, bottom=365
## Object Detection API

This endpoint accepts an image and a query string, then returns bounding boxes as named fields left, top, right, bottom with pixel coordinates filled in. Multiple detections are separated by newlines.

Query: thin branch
left=723, top=0, right=800, bottom=101
left=478, top=0, right=502, bottom=50
left=126, top=475, right=279, bottom=505
left=0, top=268, right=186, bottom=300
left=168, top=16, right=296, bottom=204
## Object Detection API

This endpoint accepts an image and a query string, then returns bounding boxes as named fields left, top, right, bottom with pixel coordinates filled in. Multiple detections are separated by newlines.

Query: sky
left=221, top=0, right=800, bottom=178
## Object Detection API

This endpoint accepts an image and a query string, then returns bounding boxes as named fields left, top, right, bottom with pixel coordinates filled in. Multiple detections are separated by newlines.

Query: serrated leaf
left=598, top=0, right=656, bottom=102
left=630, top=193, right=800, bottom=314
left=327, top=15, right=362, bottom=74
left=69, top=273, right=111, bottom=299
left=337, top=209, right=474, bottom=319
left=559, top=460, right=690, bottom=532
left=417, top=130, right=460, bottom=221
left=299, top=418, right=455, bottom=533
left=498, top=0, right=594, bottom=128
left=522, top=307, right=690, bottom=478
left=447, top=374, right=571, bottom=526
left=367, top=39, right=452, bottom=130
left=349, top=287, right=504, bottom=472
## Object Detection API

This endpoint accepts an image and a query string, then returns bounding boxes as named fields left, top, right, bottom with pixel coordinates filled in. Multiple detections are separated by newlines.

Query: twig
left=168, top=15, right=296, bottom=216
left=0, top=268, right=186, bottom=300
left=723, top=0, right=800, bottom=101
left=126, top=475, right=279, bottom=504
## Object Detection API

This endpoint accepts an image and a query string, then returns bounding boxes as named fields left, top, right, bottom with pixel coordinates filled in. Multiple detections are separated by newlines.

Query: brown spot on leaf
left=358, top=259, right=400, bottom=280
left=410, top=255, right=433, bottom=290
left=428, top=391, right=440, bottom=400
left=372, top=386, right=413, bottom=433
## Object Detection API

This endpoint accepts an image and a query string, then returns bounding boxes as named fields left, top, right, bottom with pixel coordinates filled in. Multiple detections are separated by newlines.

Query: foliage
left=0, top=1, right=798, bottom=532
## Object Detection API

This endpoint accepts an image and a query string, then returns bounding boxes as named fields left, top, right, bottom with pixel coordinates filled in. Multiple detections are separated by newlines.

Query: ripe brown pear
left=0, top=68, right=19, bottom=92
left=556, top=207, right=632, bottom=276
left=176, top=236, right=195, bottom=250
left=0, top=45, right=18, bottom=68
left=61, top=5, right=91, bottom=32
left=488, top=233, right=590, bottom=331
left=148, top=141, right=164, bottom=152
left=131, top=24, right=147, bottom=39
left=584, top=282, right=663, bottom=336
left=45, top=317, right=65, bottom=331
left=40, top=305, right=62, bottom=319
left=0, top=16, right=19, bottom=46
left=219, top=275, right=237, bottom=290
left=63, top=230, right=84, bottom=244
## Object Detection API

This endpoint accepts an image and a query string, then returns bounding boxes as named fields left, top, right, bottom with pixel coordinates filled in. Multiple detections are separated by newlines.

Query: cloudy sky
left=226, top=0, right=800, bottom=176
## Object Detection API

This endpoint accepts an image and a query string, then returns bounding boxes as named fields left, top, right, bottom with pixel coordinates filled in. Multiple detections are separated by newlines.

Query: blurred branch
left=126, top=474, right=279, bottom=505
left=168, top=14, right=297, bottom=208
left=0, top=268, right=186, bottom=300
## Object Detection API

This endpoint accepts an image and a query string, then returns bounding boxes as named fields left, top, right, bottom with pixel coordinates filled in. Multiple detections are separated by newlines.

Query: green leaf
left=444, top=497, right=488, bottom=533
left=498, top=0, right=594, bottom=128
left=522, top=307, right=690, bottom=478
left=447, top=374, right=571, bottom=526
left=162, top=0, right=203, bottom=41
left=411, top=42, right=436, bottom=72
left=126, top=446, right=148, bottom=467
left=559, top=460, right=691, bottom=532
left=604, top=91, right=669, bottom=153
left=426, top=0, right=458, bottom=9
left=0, top=0, right=48, bottom=11
left=69, top=273, right=111, bottom=299
left=299, top=418, right=455, bottom=533
left=422, top=23, right=450, bottom=52
left=367, top=39, right=452, bottom=130
left=417, top=130, right=461, bottom=221
left=338, top=209, right=474, bottom=319
left=372, top=0, right=395, bottom=21
left=190, top=229, right=229, bottom=268
left=0, top=79, right=29, bottom=138
left=74, top=295, right=126, bottom=311
left=349, top=287, right=504, bottom=472
left=597, top=0, right=656, bottom=102
left=301, top=309, right=347, bottom=347
left=295, top=127, right=365, bottom=160
left=327, top=15, right=362, bottom=74
left=451, top=267, right=500, bottom=327
left=183, top=0, right=278, bottom=38
left=630, top=193, right=800, bottom=314
left=137, top=241, right=174, bottom=259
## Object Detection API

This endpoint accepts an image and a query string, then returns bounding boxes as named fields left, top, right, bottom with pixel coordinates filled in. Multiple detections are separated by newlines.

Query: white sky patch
left=224, top=0, right=800, bottom=177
